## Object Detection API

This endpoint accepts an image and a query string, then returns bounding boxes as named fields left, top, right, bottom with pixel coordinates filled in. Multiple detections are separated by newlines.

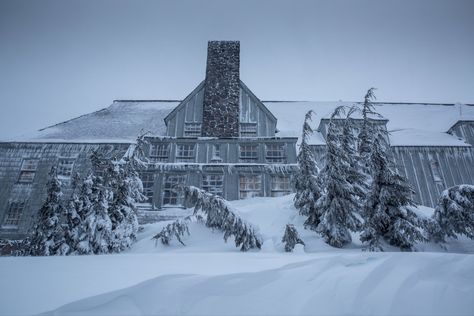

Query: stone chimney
left=202, top=41, right=240, bottom=137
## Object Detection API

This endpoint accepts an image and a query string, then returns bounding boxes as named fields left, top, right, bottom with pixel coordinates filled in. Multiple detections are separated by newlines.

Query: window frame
left=239, top=174, right=262, bottom=199
left=202, top=174, right=224, bottom=196
left=162, top=174, right=187, bottom=206
left=2, top=201, right=25, bottom=229
left=239, top=144, right=258, bottom=162
left=240, top=122, right=258, bottom=138
left=270, top=175, right=292, bottom=197
left=184, top=122, right=202, bottom=137
left=149, top=143, right=170, bottom=162
left=265, top=143, right=286, bottom=163
left=57, top=157, right=76, bottom=179
left=18, top=158, right=39, bottom=184
left=176, top=143, right=196, bottom=163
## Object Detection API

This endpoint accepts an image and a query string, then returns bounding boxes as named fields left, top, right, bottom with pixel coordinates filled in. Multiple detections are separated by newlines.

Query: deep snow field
left=1, top=194, right=473, bottom=315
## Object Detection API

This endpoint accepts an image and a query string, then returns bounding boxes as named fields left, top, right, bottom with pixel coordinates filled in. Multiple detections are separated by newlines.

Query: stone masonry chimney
left=202, top=41, right=240, bottom=137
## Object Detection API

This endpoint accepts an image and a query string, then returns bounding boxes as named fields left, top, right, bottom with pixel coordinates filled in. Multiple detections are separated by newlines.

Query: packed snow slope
left=0, top=194, right=473, bottom=315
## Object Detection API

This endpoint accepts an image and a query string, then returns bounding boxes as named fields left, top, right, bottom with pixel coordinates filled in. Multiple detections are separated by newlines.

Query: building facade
left=0, top=40, right=473, bottom=240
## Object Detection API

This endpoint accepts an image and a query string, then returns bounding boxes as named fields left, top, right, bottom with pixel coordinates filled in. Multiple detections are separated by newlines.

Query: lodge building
left=0, top=41, right=473, bottom=239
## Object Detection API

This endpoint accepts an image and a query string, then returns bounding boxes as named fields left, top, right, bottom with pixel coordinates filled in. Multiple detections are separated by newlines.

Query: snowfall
left=0, top=195, right=473, bottom=316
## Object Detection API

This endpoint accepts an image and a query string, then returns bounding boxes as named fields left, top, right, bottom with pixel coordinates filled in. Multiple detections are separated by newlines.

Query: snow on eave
left=388, top=128, right=471, bottom=147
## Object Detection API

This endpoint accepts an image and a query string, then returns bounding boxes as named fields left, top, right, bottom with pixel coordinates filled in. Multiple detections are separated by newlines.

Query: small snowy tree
left=153, top=217, right=191, bottom=246
left=428, top=185, right=474, bottom=243
left=312, top=107, right=362, bottom=248
left=282, top=224, right=305, bottom=252
left=184, top=186, right=262, bottom=251
left=361, top=137, right=425, bottom=251
left=294, top=110, right=323, bottom=226
left=29, top=167, right=69, bottom=256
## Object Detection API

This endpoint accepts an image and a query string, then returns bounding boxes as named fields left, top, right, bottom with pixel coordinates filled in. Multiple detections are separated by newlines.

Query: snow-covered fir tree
left=184, top=186, right=262, bottom=251
left=311, top=107, right=362, bottom=248
left=358, top=87, right=377, bottom=159
left=360, top=137, right=425, bottom=251
left=81, top=171, right=113, bottom=254
left=153, top=217, right=191, bottom=246
left=428, top=185, right=474, bottom=243
left=282, top=224, right=305, bottom=252
left=342, top=106, right=368, bottom=199
left=29, top=167, right=69, bottom=256
left=107, top=134, right=147, bottom=252
left=294, top=110, right=323, bottom=226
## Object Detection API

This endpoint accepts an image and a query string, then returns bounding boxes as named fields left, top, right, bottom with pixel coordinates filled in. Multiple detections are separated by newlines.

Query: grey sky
left=1, top=0, right=473, bottom=138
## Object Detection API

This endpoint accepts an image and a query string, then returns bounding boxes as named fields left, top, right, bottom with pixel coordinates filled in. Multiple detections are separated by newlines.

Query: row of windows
left=1, top=173, right=290, bottom=228
left=182, top=122, right=259, bottom=138
left=17, top=158, right=76, bottom=184
left=149, top=143, right=286, bottom=163
left=161, top=174, right=292, bottom=206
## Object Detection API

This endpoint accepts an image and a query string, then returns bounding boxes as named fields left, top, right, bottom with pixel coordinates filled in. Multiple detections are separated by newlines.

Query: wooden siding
left=239, top=83, right=277, bottom=137
left=448, top=121, right=474, bottom=147
left=0, top=142, right=130, bottom=239
left=392, top=146, right=474, bottom=207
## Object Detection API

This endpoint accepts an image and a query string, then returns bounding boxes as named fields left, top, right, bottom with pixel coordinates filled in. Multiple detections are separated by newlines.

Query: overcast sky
left=1, top=0, right=473, bottom=138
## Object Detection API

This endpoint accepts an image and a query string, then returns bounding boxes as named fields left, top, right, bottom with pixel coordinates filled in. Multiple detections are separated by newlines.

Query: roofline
left=163, top=80, right=206, bottom=124
left=240, top=80, right=278, bottom=122
left=113, top=99, right=181, bottom=103
left=447, top=119, right=474, bottom=132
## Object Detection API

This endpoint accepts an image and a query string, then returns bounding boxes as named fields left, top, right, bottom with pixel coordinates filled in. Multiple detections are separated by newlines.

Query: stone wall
left=202, top=41, right=240, bottom=137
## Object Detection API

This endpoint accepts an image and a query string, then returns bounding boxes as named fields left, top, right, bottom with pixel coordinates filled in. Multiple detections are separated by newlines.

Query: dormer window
left=184, top=122, right=202, bottom=137
left=18, top=159, right=39, bottom=183
left=240, top=123, right=257, bottom=137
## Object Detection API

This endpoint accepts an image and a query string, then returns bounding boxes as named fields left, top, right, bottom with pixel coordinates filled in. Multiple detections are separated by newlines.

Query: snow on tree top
left=4, top=99, right=474, bottom=147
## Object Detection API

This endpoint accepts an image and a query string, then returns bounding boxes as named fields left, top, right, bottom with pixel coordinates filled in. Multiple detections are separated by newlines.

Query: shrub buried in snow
left=153, top=186, right=262, bottom=252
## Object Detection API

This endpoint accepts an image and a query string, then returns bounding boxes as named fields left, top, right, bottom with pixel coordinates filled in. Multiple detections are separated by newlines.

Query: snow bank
left=1, top=195, right=473, bottom=315
left=47, top=252, right=474, bottom=316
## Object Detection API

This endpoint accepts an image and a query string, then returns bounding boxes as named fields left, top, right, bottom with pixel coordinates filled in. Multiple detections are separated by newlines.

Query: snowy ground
left=1, top=194, right=473, bottom=315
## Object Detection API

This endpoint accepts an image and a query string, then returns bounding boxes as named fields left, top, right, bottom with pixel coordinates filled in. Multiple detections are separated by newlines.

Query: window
left=57, top=158, right=75, bottom=178
left=163, top=174, right=187, bottom=206
left=184, top=123, right=202, bottom=137
left=18, top=159, right=39, bottom=183
left=2, top=202, right=24, bottom=228
left=266, top=144, right=286, bottom=163
left=140, top=172, right=155, bottom=203
left=202, top=174, right=224, bottom=196
left=239, top=144, right=258, bottom=161
left=239, top=175, right=262, bottom=199
left=271, top=176, right=292, bottom=197
left=240, top=123, right=257, bottom=137
left=150, top=144, right=169, bottom=162
left=429, top=157, right=445, bottom=192
left=211, top=144, right=222, bottom=162
left=176, top=144, right=196, bottom=162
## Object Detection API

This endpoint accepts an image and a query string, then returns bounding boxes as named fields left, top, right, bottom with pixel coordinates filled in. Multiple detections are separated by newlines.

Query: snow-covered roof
left=265, top=101, right=474, bottom=146
left=5, top=100, right=474, bottom=147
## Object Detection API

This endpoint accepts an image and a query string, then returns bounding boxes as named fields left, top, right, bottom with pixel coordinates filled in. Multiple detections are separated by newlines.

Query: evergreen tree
left=29, top=167, right=69, bottom=256
left=342, top=106, right=368, bottom=199
left=282, top=224, right=305, bottom=252
left=184, top=186, right=262, bottom=251
left=361, top=137, right=425, bottom=251
left=153, top=217, right=191, bottom=246
left=63, top=172, right=85, bottom=253
left=358, top=87, right=377, bottom=158
left=312, top=107, right=362, bottom=248
left=428, top=185, right=474, bottom=243
left=107, top=135, right=147, bottom=252
left=294, top=110, right=323, bottom=226
left=81, top=172, right=113, bottom=254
